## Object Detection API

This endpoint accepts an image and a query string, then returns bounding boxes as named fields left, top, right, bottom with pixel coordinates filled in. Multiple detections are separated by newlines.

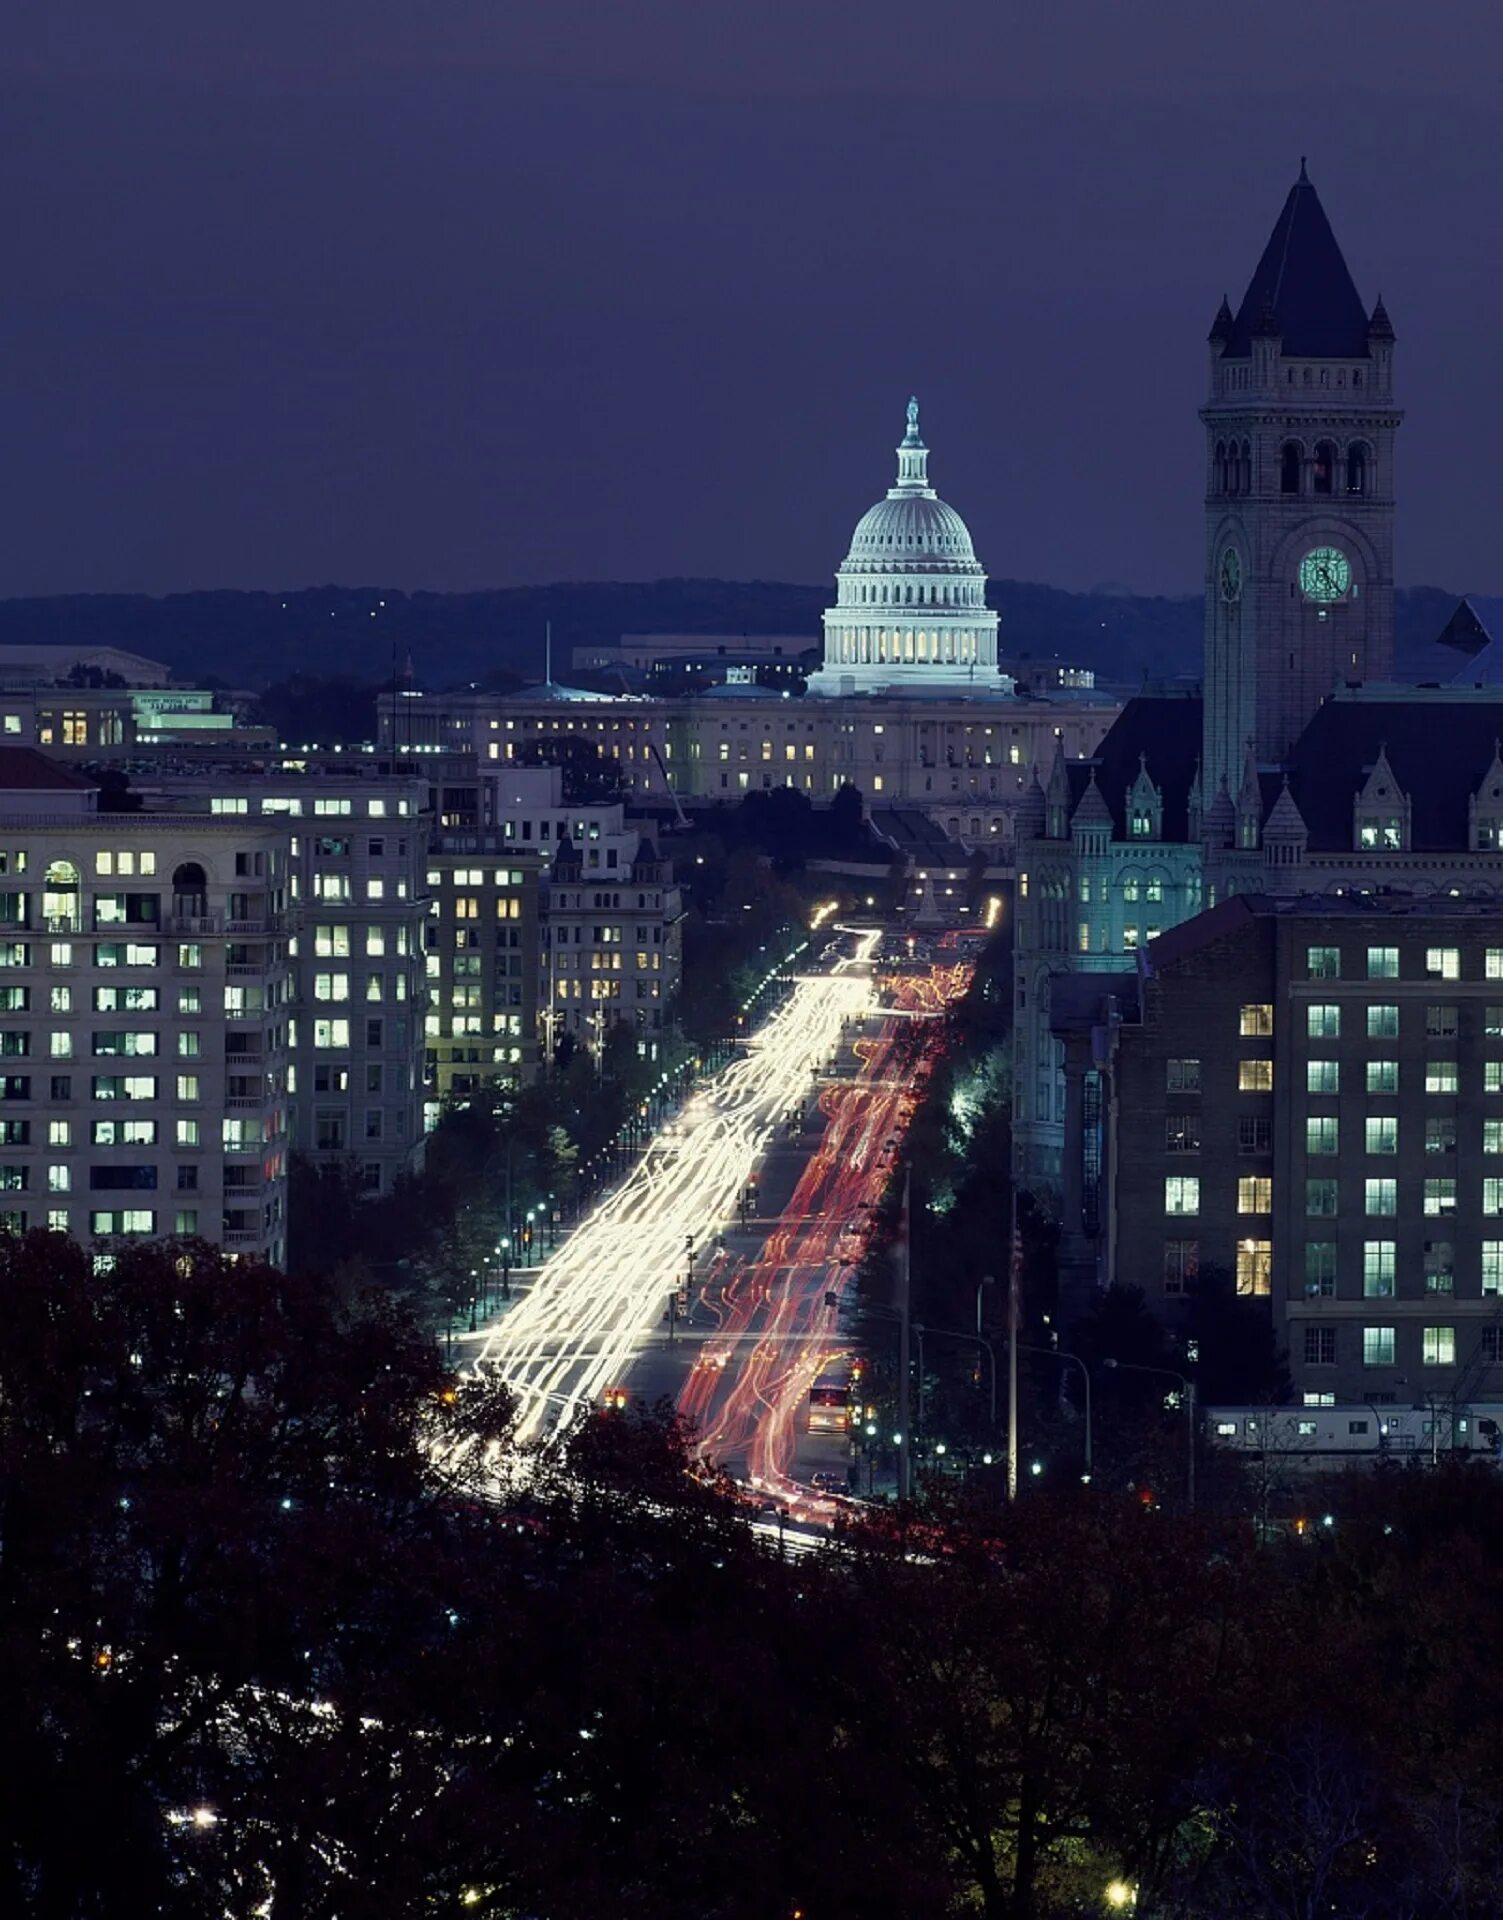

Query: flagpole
left=1007, top=1185, right=1019, bottom=1503
left=897, top=1165, right=912, bottom=1502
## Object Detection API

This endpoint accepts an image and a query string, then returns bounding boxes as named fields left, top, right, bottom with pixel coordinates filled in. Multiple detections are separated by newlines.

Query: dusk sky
left=6, top=0, right=1500, bottom=600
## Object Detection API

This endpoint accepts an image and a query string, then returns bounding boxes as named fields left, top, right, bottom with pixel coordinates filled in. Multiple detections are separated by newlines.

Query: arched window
left=42, top=860, right=80, bottom=935
left=1346, top=443, right=1368, bottom=495
left=1302, top=367, right=1313, bottom=387
left=1214, top=439, right=1227, bottom=492
left=1313, top=441, right=1336, bottom=495
left=1280, top=441, right=1302, bottom=495
left=1240, top=439, right=1253, bottom=493
left=172, top=861, right=207, bottom=914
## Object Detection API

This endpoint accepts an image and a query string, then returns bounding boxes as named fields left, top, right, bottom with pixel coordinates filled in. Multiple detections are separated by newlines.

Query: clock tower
left=1201, top=165, right=1400, bottom=803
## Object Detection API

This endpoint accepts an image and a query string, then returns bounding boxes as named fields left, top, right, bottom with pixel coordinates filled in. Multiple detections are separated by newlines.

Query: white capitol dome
left=807, top=398, right=1000, bottom=696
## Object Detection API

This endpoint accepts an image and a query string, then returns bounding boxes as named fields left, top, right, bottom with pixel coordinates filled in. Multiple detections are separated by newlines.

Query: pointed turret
left=1186, top=759, right=1204, bottom=841
left=1014, top=771, right=1046, bottom=842
left=1262, top=777, right=1309, bottom=872
left=1208, top=295, right=1234, bottom=346
left=1044, top=740, right=1072, bottom=839
left=1204, top=777, right=1236, bottom=849
left=1071, top=772, right=1113, bottom=833
left=1223, top=166, right=1371, bottom=359
left=1367, top=296, right=1395, bottom=342
left=1235, top=746, right=1263, bottom=849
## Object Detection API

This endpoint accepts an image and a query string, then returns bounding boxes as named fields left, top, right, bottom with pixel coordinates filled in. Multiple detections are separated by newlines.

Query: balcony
left=167, top=914, right=220, bottom=937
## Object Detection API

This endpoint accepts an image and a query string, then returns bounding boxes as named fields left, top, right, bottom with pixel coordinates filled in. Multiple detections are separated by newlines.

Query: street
left=678, top=946, right=975, bottom=1515
left=472, top=928, right=881, bottom=1443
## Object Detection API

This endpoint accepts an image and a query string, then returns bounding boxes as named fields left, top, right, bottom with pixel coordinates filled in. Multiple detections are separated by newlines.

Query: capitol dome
left=807, top=397, right=1000, bottom=697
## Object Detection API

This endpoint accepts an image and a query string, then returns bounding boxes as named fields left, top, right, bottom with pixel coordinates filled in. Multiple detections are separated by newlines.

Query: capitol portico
left=806, top=398, right=1004, bottom=697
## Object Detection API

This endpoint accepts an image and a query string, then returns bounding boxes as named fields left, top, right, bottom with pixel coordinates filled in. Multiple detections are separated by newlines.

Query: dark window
left=1281, top=441, right=1302, bottom=494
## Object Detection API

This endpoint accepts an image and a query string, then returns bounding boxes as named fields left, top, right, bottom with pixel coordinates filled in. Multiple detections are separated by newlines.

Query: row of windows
left=1163, top=1174, right=1503, bottom=1217
left=1175, top=1052, right=1503, bottom=1098
left=1302, top=1325, right=1464, bottom=1369
left=310, top=925, right=411, bottom=958
left=1307, top=944, right=1503, bottom=981
left=1303, top=1239, right=1500, bottom=1295
left=1170, top=1113, right=1503, bottom=1157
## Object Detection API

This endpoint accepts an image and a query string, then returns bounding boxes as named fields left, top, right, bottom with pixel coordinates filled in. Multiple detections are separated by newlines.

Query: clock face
left=1300, top=546, right=1352, bottom=603
left=1219, top=547, right=1242, bottom=603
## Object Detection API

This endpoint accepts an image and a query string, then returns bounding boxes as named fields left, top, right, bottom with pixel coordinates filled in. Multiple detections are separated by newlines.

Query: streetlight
left=1019, top=1341, right=1093, bottom=1480
left=1102, top=1358, right=1197, bottom=1512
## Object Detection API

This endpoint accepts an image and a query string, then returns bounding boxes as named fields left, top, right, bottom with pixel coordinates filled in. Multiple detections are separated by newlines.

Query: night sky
left=5, top=1, right=1498, bottom=599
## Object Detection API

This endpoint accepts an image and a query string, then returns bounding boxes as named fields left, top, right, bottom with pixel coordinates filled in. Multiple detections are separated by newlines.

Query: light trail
left=474, top=928, right=882, bottom=1443
left=679, top=958, right=974, bottom=1513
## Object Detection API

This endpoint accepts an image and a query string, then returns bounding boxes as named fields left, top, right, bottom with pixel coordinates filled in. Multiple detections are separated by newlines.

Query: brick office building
left=1055, top=894, right=1503, bottom=1406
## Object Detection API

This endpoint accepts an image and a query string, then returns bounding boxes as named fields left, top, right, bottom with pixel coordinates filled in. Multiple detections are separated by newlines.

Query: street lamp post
left=1018, top=1341, right=1093, bottom=1480
left=976, top=1272, right=995, bottom=1337
left=1102, top=1358, right=1196, bottom=1511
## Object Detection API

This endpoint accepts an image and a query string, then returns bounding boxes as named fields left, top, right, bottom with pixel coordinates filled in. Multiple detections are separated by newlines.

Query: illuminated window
left=1423, top=1327, right=1456, bottom=1367
left=1363, top=1241, right=1396, bottom=1296
left=1367, top=947, right=1399, bottom=979
left=1164, top=1175, right=1199, bottom=1216
left=1367, top=1060, right=1398, bottom=1094
left=1306, top=1116, right=1339, bottom=1155
left=1237, top=1176, right=1271, bottom=1214
left=1363, top=1326, right=1395, bottom=1367
left=1425, top=947, right=1461, bottom=980
left=1239, top=1004, right=1273, bottom=1035
left=1307, top=945, right=1340, bottom=978
left=1426, top=1061, right=1458, bottom=1094
left=1307, top=1004, right=1340, bottom=1038
left=1236, top=1239, right=1272, bottom=1296
left=1364, top=1178, right=1397, bottom=1216
left=1365, top=1116, right=1397, bottom=1155
left=1238, top=1059, right=1273, bottom=1091
left=1368, top=1005, right=1399, bottom=1038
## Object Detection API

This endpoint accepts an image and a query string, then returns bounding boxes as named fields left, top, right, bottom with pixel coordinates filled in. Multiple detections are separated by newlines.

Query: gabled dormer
left=1471, top=742, right=1503, bottom=851
left=1235, top=746, right=1262, bottom=851
left=1044, top=741, right=1072, bottom=840
left=1125, top=754, right=1162, bottom=841
left=1354, top=744, right=1410, bottom=852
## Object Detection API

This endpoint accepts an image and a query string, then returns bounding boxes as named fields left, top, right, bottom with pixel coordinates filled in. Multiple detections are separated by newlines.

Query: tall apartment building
left=0, top=750, right=291, bottom=1264
left=483, top=768, right=684, bottom=1051
left=144, top=765, right=433, bottom=1195
left=424, top=840, right=543, bottom=1103
left=1055, top=895, right=1503, bottom=1408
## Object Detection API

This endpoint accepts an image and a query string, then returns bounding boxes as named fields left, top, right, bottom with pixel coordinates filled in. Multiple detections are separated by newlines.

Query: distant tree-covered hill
left=0, top=579, right=1468, bottom=690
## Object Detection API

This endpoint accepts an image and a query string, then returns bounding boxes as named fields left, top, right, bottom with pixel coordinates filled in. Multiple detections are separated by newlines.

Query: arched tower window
left=1214, top=440, right=1227, bottom=493
left=1313, top=441, right=1336, bottom=495
left=1345, top=442, right=1368, bottom=495
left=1240, top=439, right=1252, bottom=494
left=1280, top=442, right=1302, bottom=495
